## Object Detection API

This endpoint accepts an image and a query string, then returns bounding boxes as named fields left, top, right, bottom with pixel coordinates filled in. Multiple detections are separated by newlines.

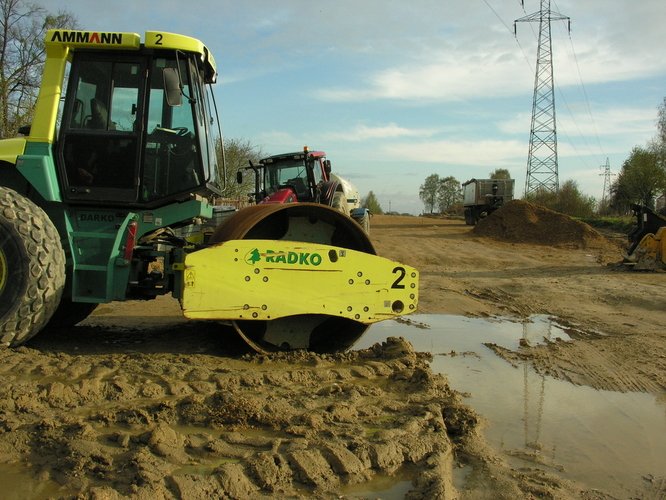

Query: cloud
left=314, top=46, right=533, bottom=103
left=326, top=123, right=438, bottom=142
left=310, top=0, right=666, bottom=105
left=382, top=139, right=525, bottom=166
left=500, top=106, right=656, bottom=136
left=315, top=33, right=666, bottom=104
left=497, top=104, right=658, bottom=162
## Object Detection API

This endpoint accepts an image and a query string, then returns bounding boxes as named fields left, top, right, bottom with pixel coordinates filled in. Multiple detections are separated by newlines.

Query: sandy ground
left=370, top=215, right=666, bottom=395
left=0, top=212, right=664, bottom=498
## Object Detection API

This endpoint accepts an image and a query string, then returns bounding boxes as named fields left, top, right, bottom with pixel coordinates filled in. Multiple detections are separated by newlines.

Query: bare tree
left=0, top=0, right=77, bottom=137
left=215, top=137, right=264, bottom=201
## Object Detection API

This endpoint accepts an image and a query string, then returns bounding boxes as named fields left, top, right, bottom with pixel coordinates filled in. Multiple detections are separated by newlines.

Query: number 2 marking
left=155, top=33, right=163, bottom=45
left=391, top=266, right=406, bottom=289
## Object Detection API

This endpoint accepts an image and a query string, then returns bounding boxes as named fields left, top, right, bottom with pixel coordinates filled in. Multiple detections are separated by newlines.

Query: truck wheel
left=0, top=187, right=65, bottom=346
left=464, top=208, right=475, bottom=225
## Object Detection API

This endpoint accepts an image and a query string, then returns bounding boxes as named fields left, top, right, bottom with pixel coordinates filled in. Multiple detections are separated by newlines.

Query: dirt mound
left=473, top=200, right=608, bottom=248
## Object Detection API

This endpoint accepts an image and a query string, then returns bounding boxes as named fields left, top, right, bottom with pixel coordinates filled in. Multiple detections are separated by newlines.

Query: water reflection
left=355, top=315, right=666, bottom=498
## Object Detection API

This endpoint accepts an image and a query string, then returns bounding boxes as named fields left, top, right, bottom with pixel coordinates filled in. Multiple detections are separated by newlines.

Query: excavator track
left=207, top=203, right=377, bottom=353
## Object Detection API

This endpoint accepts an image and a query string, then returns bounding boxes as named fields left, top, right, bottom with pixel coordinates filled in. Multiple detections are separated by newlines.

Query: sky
left=47, top=0, right=666, bottom=214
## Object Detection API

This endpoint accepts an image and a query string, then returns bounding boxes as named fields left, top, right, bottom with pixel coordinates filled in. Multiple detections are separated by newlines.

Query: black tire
left=464, top=208, right=475, bottom=225
left=356, top=213, right=370, bottom=234
left=330, top=192, right=349, bottom=216
left=0, top=187, right=65, bottom=346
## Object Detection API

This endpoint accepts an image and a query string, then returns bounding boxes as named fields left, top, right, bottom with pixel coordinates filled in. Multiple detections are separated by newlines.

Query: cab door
left=58, top=54, right=145, bottom=204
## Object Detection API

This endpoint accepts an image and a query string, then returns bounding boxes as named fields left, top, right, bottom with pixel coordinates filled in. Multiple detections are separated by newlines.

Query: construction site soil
left=1, top=201, right=664, bottom=499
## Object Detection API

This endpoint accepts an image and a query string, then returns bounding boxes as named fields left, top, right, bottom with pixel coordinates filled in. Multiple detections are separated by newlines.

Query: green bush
left=576, top=216, right=635, bottom=233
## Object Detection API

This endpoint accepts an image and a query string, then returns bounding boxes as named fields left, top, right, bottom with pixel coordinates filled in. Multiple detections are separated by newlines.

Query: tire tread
left=0, top=187, right=65, bottom=346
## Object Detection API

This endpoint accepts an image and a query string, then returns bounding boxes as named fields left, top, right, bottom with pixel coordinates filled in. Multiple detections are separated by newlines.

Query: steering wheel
left=150, top=126, right=189, bottom=140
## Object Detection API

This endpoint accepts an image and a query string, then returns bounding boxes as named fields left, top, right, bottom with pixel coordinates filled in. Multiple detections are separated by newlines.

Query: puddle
left=0, top=464, right=67, bottom=500
left=338, top=468, right=414, bottom=499
left=354, top=314, right=666, bottom=498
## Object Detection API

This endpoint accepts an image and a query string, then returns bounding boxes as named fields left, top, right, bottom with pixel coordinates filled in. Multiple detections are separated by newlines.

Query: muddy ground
left=1, top=206, right=664, bottom=498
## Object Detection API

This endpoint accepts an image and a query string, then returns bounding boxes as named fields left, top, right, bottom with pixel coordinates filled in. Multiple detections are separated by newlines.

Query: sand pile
left=473, top=200, right=607, bottom=248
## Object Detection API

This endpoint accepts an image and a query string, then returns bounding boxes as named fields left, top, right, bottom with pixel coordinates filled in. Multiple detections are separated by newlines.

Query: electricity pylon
left=515, top=0, right=570, bottom=197
left=599, top=157, right=614, bottom=212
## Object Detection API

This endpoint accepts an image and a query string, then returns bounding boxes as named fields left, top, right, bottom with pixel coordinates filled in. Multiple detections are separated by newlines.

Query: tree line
left=606, top=97, right=666, bottom=214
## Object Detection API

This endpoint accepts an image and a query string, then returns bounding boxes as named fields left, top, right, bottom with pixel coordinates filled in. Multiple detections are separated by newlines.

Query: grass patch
left=576, top=216, right=635, bottom=234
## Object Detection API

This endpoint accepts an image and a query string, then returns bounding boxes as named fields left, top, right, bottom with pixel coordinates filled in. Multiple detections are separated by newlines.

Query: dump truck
left=0, top=29, right=418, bottom=353
left=622, top=204, right=666, bottom=271
left=241, top=148, right=370, bottom=233
left=462, top=178, right=515, bottom=225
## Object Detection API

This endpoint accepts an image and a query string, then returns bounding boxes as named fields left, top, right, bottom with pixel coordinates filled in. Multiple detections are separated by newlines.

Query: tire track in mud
left=486, top=333, right=666, bottom=394
left=0, top=337, right=480, bottom=498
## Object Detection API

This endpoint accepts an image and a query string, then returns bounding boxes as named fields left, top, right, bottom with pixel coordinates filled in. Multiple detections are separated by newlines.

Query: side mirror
left=324, top=159, right=332, bottom=176
left=163, top=67, right=182, bottom=107
left=236, top=170, right=243, bottom=184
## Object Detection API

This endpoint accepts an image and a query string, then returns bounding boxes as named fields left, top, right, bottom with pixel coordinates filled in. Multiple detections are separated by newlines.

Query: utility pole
left=599, top=157, right=614, bottom=212
left=515, top=0, right=570, bottom=197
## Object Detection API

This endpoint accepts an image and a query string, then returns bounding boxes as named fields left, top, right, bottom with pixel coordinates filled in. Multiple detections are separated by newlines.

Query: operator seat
left=288, top=177, right=309, bottom=200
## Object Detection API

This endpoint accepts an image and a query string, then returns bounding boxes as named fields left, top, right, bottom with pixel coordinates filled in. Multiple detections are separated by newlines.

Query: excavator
left=623, top=204, right=666, bottom=271
left=0, top=29, right=418, bottom=353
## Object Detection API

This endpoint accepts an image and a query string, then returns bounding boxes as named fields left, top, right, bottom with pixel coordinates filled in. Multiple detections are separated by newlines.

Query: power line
left=482, top=0, right=534, bottom=69
left=485, top=1, right=606, bottom=187
left=481, top=0, right=514, bottom=34
left=565, top=29, right=606, bottom=158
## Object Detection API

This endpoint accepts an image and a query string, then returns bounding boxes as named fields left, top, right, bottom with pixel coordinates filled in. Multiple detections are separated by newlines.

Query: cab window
left=141, top=58, right=203, bottom=201
left=59, top=57, right=141, bottom=201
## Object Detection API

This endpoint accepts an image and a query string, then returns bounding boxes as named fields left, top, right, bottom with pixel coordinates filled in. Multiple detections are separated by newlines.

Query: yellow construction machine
left=623, top=204, right=666, bottom=271
left=0, top=30, right=418, bottom=353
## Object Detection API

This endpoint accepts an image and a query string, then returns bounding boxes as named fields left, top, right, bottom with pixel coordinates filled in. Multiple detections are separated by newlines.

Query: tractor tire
left=357, top=212, right=370, bottom=234
left=0, top=187, right=65, bottom=347
left=331, top=192, right=349, bottom=216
